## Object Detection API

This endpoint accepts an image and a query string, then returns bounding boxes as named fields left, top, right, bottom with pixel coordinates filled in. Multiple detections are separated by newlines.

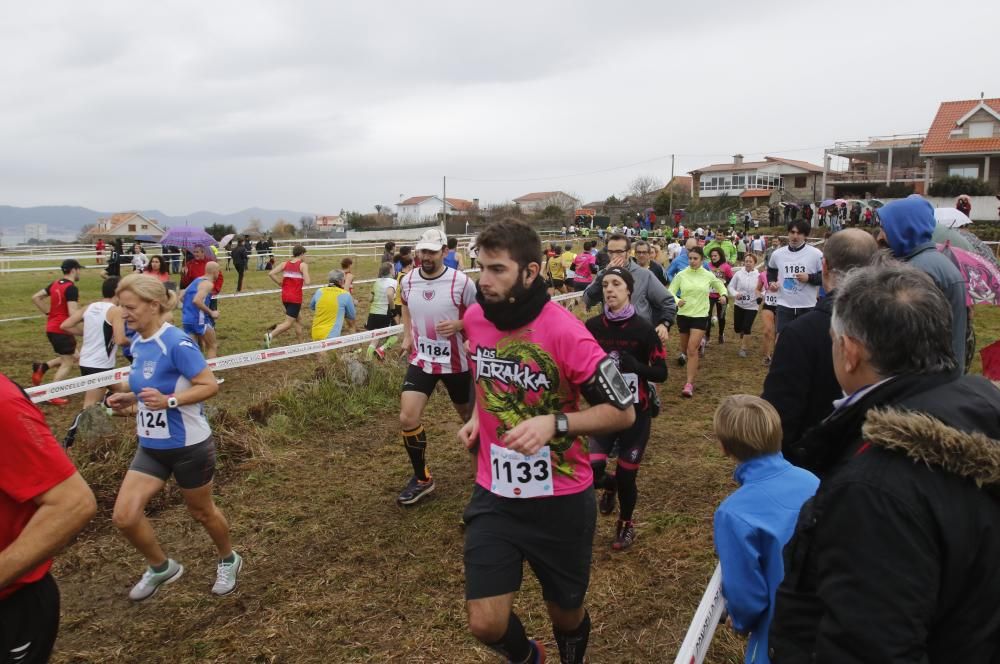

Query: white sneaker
left=129, top=559, right=184, bottom=601
left=212, top=551, right=243, bottom=596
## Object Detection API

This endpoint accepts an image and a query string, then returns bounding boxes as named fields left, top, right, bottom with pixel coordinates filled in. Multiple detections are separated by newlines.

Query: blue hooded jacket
left=878, top=195, right=935, bottom=257
left=879, top=197, right=968, bottom=369
left=714, top=453, right=819, bottom=664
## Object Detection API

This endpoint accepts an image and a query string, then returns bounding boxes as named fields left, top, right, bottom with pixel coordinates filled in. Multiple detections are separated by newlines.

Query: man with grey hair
left=762, top=228, right=878, bottom=465
left=769, top=263, right=1000, bottom=663
left=308, top=268, right=355, bottom=340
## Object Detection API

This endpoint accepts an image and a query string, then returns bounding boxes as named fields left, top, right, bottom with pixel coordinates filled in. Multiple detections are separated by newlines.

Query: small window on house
left=128, top=224, right=136, bottom=231
left=141, top=224, right=148, bottom=229
left=949, top=165, right=979, bottom=178
left=794, top=176, right=807, bottom=188
left=969, top=122, right=994, bottom=139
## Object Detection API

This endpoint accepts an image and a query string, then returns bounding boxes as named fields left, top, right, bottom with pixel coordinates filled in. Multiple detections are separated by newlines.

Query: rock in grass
left=341, top=356, right=368, bottom=386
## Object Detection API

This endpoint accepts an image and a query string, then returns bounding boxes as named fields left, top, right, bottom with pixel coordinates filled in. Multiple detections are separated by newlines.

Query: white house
left=512, top=191, right=581, bottom=214
left=87, top=212, right=166, bottom=240
left=314, top=214, right=345, bottom=233
left=689, top=155, right=825, bottom=202
left=396, top=196, right=475, bottom=226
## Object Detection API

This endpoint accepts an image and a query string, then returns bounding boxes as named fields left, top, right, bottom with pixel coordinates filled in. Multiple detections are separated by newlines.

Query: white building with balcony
left=689, top=155, right=825, bottom=204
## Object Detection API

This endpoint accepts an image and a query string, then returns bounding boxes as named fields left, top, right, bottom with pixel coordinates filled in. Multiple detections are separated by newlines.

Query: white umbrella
left=934, top=208, right=972, bottom=228
left=219, top=233, right=236, bottom=247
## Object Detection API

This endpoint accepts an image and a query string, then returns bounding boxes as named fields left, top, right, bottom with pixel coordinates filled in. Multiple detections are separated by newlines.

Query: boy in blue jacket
left=712, top=395, right=819, bottom=664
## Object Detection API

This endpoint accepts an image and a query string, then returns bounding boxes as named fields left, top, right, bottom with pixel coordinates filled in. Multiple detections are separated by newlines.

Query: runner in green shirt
left=667, top=246, right=727, bottom=398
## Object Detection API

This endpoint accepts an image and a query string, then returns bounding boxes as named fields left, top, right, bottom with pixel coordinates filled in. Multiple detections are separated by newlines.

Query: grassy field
left=1, top=244, right=998, bottom=663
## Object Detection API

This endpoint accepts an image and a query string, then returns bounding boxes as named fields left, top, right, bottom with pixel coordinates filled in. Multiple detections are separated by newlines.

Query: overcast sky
left=0, top=0, right=996, bottom=215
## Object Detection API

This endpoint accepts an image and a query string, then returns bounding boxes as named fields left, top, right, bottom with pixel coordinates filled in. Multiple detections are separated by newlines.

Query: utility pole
left=668, top=153, right=675, bottom=216
left=442, top=176, right=447, bottom=233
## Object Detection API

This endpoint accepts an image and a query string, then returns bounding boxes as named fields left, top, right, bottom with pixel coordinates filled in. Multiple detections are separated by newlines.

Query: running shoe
left=374, top=346, right=386, bottom=361
left=711, top=315, right=718, bottom=325
left=264, top=332, right=272, bottom=349
left=48, top=397, right=69, bottom=406
left=212, top=551, right=243, bottom=596
left=30, top=362, right=45, bottom=386
left=525, top=639, right=546, bottom=663
left=216, top=377, right=225, bottom=385
left=718, top=333, right=726, bottom=345
left=598, top=487, right=616, bottom=516
left=677, top=353, right=687, bottom=367
left=129, top=559, right=184, bottom=601
left=681, top=383, right=694, bottom=398
left=397, top=476, right=435, bottom=505
left=612, top=520, right=636, bottom=551
left=738, top=348, right=747, bottom=358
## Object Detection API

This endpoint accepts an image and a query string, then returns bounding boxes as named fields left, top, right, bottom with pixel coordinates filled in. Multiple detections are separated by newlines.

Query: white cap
left=415, top=228, right=447, bottom=252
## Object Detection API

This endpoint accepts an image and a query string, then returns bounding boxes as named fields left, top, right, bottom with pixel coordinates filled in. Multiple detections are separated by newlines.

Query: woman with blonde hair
left=106, top=274, right=242, bottom=601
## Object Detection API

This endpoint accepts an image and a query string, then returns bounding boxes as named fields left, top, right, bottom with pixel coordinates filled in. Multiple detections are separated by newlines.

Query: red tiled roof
left=921, top=98, right=1000, bottom=155
left=513, top=191, right=570, bottom=202
left=690, top=156, right=823, bottom=174
left=446, top=198, right=475, bottom=212
left=690, top=160, right=771, bottom=173
left=740, top=190, right=773, bottom=198
left=398, top=195, right=434, bottom=206
left=764, top=156, right=824, bottom=173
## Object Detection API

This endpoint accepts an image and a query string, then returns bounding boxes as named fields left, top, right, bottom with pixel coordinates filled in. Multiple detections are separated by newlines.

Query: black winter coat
left=761, top=294, right=839, bottom=467
left=769, top=372, right=1000, bottom=663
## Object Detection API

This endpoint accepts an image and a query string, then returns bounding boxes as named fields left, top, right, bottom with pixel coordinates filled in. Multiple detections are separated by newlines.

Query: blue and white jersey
left=128, top=323, right=212, bottom=450
left=181, top=277, right=210, bottom=327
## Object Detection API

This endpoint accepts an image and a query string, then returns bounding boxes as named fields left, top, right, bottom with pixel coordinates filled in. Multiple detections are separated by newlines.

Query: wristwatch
left=555, top=412, right=569, bottom=436
left=167, top=396, right=179, bottom=409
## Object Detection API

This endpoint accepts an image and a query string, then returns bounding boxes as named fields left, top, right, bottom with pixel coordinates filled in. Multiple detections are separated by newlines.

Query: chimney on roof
left=473, top=198, right=479, bottom=208
left=733, top=154, right=744, bottom=166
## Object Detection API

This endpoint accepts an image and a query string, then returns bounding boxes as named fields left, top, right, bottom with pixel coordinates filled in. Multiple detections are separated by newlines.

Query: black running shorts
left=0, top=573, right=59, bottom=664
left=80, top=365, right=111, bottom=377
left=129, top=437, right=216, bottom=489
left=401, top=364, right=472, bottom=405
left=732, top=307, right=758, bottom=335
left=47, top=332, right=76, bottom=356
left=365, top=313, right=394, bottom=331
left=676, top=315, right=709, bottom=333
left=590, top=408, right=652, bottom=467
left=283, top=302, right=302, bottom=319
left=463, top=484, right=596, bottom=609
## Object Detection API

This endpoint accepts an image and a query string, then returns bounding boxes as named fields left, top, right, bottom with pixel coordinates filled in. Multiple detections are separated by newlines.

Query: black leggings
left=706, top=298, right=727, bottom=340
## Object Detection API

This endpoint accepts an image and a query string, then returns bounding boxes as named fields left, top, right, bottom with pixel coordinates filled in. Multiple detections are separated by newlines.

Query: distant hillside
left=0, top=205, right=315, bottom=232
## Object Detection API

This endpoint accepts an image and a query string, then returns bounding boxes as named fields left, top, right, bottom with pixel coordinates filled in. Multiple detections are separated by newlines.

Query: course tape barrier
left=0, top=268, right=483, bottom=323
left=673, top=563, right=725, bottom=664
left=23, top=290, right=584, bottom=403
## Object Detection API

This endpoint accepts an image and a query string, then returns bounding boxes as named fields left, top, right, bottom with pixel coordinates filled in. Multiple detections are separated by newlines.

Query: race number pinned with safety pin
left=489, top=444, right=553, bottom=498
left=417, top=336, right=452, bottom=364
left=136, top=403, right=171, bottom=439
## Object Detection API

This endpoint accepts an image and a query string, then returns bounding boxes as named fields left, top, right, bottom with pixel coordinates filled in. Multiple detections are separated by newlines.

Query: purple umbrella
left=939, top=243, right=1000, bottom=306
left=159, top=227, right=219, bottom=251
left=820, top=199, right=836, bottom=208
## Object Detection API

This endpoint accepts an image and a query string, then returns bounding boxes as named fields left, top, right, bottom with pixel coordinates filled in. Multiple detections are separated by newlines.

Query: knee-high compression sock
left=485, top=613, right=533, bottom=663
left=554, top=610, right=590, bottom=664
left=402, top=426, right=429, bottom=481
left=615, top=464, right=639, bottom=522
left=381, top=335, right=398, bottom=349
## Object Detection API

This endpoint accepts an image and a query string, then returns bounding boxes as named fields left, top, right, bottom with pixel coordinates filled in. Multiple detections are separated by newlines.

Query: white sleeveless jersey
left=401, top=267, right=477, bottom=374
left=80, top=301, right=117, bottom=369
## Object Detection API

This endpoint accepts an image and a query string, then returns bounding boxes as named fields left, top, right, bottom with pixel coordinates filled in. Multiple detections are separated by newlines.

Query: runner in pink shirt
left=458, top=219, right=635, bottom=664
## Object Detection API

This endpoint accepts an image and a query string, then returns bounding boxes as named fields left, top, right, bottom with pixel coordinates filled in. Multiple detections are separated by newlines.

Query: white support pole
left=886, top=147, right=894, bottom=185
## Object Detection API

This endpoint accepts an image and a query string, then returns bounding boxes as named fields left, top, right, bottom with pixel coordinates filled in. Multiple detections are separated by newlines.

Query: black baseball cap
left=61, top=259, right=83, bottom=273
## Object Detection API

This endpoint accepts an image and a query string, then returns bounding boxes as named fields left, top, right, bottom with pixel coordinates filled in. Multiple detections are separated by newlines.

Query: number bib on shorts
left=489, top=444, right=553, bottom=498
left=417, top=336, right=451, bottom=364
left=136, top=403, right=171, bottom=440
left=622, top=372, right=640, bottom=400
